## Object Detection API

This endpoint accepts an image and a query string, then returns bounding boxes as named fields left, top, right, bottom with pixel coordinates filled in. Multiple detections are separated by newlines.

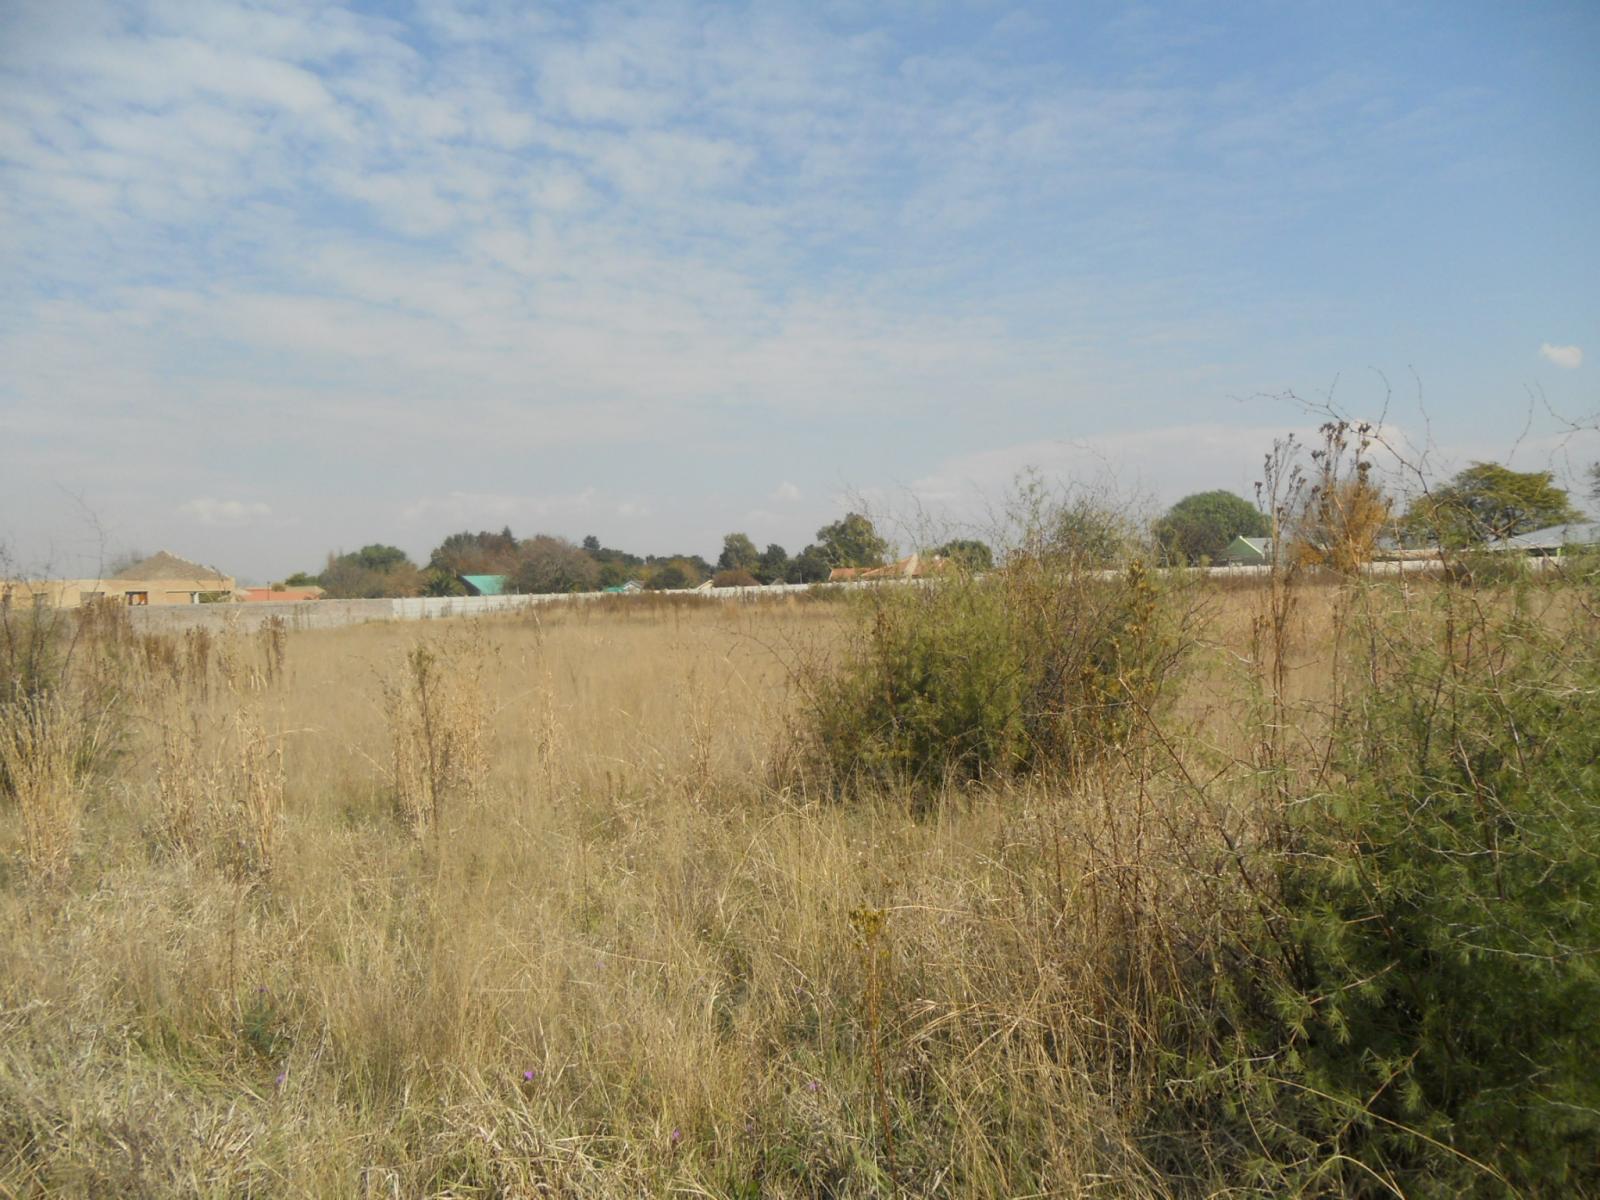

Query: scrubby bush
left=796, top=496, right=1192, bottom=794
left=1170, top=580, right=1600, bottom=1196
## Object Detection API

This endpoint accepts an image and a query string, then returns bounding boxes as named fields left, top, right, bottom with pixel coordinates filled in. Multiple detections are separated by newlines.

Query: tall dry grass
left=0, top=582, right=1590, bottom=1196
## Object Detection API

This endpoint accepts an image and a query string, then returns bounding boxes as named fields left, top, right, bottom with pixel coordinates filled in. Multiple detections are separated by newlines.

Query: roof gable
left=111, top=550, right=228, bottom=581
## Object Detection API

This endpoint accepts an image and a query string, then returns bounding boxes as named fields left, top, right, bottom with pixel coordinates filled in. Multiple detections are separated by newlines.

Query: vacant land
left=1, top=575, right=1596, bottom=1197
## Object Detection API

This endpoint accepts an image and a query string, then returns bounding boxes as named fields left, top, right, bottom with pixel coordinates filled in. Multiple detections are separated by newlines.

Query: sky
left=2, top=0, right=1597, bottom=582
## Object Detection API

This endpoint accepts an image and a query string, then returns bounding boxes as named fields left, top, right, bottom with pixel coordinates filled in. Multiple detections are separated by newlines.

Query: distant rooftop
left=460, top=573, right=508, bottom=596
left=111, top=550, right=230, bottom=581
left=1501, top=521, right=1600, bottom=552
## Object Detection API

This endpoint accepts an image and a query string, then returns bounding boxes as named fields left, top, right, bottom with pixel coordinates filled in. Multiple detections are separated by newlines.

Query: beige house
left=2, top=551, right=236, bottom=609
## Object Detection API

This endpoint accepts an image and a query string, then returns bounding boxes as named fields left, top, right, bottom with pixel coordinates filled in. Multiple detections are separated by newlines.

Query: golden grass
left=0, top=583, right=1490, bottom=1196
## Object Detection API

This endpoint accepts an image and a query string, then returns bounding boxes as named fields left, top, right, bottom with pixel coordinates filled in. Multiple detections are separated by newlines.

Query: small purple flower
left=670, top=1127, right=683, bottom=1145
left=274, top=1071, right=287, bottom=1088
left=804, top=1079, right=820, bottom=1094
left=522, top=1069, right=538, bottom=1082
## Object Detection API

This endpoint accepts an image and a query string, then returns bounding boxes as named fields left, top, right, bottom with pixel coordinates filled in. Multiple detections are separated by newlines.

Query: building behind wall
left=1, top=550, right=236, bottom=609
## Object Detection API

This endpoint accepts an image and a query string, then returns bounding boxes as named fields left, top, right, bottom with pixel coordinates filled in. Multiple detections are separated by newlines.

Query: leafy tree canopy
left=1153, top=491, right=1268, bottom=565
left=935, top=539, right=994, bottom=571
left=511, top=535, right=599, bottom=595
left=717, top=532, right=761, bottom=574
left=647, top=558, right=704, bottom=590
left=815, top=513, right=888, bottom=568
left=429, top=527, right=518, bottom=575
left=420, top=567, right=467, bottom=597
left=319, top=545, right=421, bottom=598
left=789, top=545, right=832, bottom=583
left=1404, top=462, right=1583, bottom=544
left=645, top=553, right=711, bottom=580
left=756, top=543, right=789, bottom=585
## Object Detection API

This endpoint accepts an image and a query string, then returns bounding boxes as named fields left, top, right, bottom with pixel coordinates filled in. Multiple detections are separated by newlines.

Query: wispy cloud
left=1540, top=342, right=1583, bottom=369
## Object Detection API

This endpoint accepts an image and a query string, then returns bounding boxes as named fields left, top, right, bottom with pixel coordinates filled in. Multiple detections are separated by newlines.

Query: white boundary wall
left=121, top=558, right=1472, bottom=635
left=123, top=581, right=864, bottom=633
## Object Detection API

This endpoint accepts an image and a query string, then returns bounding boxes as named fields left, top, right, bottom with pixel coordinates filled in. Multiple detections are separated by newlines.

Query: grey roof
left=1502, top=521, right=1600, bottom=552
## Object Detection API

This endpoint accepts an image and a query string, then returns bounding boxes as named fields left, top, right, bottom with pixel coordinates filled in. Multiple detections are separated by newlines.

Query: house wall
left=1, top=577, right=236, bottom=609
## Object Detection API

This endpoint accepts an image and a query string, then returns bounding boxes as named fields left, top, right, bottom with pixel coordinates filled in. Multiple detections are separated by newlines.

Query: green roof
left=460, top=574, right=508, bottom=596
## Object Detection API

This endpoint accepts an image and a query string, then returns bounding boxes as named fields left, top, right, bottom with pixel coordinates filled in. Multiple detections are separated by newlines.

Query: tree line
left=288, top=513, right=965, bottom=600
left=285, top=452, right=1595, bottom=598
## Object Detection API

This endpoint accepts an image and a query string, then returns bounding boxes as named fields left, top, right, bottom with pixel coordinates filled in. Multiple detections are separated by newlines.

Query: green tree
left=757, top=543, right=789, bottom=584
left=428, top=527, right=518, bottom=575
left=283, top=571, right=318, bottom=588
left=319, top=546, right=423, bottom=598
left=352, top=544, right=412, bottom=574
left=420, top=567, right=467, bottom=597
left=648, top=560, right=694, bottom=590
left=789, top=545, right=832, bottom=583
left=1153, top=491, right=1268, bottom=565
left=1586, top=462, right=1599, bottom=509
left=815, top=513, right=888, bottom=568
left=935, top=538, right=994, bottom=571
left=1404, top=462, right=1583, bottom=544
left=717, top=532, right=761, bottom=574
left=511, top=535, right=599, bottom=594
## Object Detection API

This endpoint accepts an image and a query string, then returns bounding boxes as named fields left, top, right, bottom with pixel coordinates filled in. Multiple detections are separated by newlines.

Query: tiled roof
left=111, top=551, right=229, bottom=581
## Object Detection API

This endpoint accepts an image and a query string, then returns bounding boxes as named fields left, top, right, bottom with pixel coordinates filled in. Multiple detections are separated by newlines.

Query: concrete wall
left=121, top=582, right=872, bottom=633
left=120, top=559, right=1472, bottom=635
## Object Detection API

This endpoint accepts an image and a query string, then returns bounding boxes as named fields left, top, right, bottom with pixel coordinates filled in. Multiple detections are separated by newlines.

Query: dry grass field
left=1, top=574, right=1596, bottom=1197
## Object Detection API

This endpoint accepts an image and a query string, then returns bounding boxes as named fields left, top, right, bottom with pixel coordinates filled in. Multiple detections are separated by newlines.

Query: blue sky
left=2, top=0, right=1596, bottom=581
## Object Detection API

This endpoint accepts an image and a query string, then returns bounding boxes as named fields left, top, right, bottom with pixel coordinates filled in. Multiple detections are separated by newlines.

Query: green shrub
left=1181, top=584, right=1600, bottom=1196
left=797, top=551, right=1187, bottom=794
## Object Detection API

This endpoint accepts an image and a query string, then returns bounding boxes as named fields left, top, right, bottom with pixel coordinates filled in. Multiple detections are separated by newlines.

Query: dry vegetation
left=1, top=569, right=1596, bottom=1196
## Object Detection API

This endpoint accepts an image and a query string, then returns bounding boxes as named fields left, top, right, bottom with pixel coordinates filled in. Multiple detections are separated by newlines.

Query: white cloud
left=771, top=481, right=802, bottom=502
left=180, top=498, right=272, bottom=526
left=1539, top=343, right=1583, bottom=369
